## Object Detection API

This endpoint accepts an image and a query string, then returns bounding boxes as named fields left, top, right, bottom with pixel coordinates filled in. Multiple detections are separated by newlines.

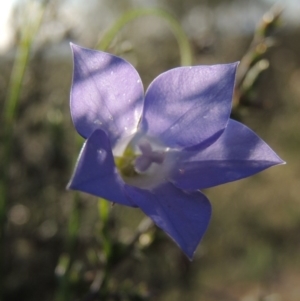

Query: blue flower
left=68, top=44, right=284, bottom=259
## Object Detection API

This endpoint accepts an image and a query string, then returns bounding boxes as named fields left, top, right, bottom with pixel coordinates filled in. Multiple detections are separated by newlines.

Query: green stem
left=98, top=199, right=112, bottom=259
left=96, top=8, right=193, bottom=66
left=55, top=193, right=81, bottom=301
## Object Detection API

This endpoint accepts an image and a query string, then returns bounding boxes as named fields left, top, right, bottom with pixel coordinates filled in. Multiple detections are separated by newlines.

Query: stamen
left=114, top=135, right=171, bottom=189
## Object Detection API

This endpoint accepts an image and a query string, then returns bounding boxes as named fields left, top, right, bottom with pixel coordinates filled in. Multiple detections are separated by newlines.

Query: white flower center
left=114, top=134, right=173, bottom=189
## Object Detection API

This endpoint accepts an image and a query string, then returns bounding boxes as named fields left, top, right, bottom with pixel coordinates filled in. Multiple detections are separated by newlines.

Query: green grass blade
left=96, top=8, right=192, bottom=66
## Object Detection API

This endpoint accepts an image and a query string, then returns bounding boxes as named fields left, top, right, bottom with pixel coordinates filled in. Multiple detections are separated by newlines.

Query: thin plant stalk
left=96, top=8, right=193, bottom=66
left=55, top=192, right=81, bottom=301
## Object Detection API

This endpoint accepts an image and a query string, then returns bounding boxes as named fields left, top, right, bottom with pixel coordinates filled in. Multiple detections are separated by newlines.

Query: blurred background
left=0, top=0, right=300, bottom=300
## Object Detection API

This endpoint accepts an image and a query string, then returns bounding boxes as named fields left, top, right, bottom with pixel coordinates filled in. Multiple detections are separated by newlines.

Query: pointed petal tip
left=221, top=61, right=239, bottom=71
left=70, top=42, right=82, bottom=53
left=178, top=237, right=203, bottom=261
left=185, top=250, right=195, bottom=261
left=70, top=43, right=92, bottom=56
left=66, top=177, right=78, bottom=191
left=279, top=155, right=286, bottom=164
left=229, top=61, right=239, bottom=73
left=272, top=153, right=286, bottom=166
left=69, top=41, right=76, bottom=49
left=66, top=181, right=73, bottom=191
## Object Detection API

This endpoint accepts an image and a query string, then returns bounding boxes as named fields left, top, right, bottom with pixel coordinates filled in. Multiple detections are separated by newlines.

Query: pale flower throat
left=114, top=135, right=171, bottom=189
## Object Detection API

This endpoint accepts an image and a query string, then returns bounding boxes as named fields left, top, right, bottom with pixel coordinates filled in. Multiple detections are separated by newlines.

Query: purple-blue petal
left=171, top=119, right=285, bottom=190
left=67, top=128, right=134, bottom=207
left=70, top=44, right=144, bottom=147
left=124, top=183, right=212, bottom=260
left=139, top=63, right=238, bottom=149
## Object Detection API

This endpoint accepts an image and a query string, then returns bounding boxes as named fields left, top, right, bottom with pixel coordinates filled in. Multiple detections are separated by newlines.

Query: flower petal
left=124, top=183, right=211, bottom=260
left=171, top=119, right=285, bottom=190
left=67, top=128, right=134, bottom=207
left=140, top=63, right=238, bottom=149
left=70, top=44, right=144, bottom=147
